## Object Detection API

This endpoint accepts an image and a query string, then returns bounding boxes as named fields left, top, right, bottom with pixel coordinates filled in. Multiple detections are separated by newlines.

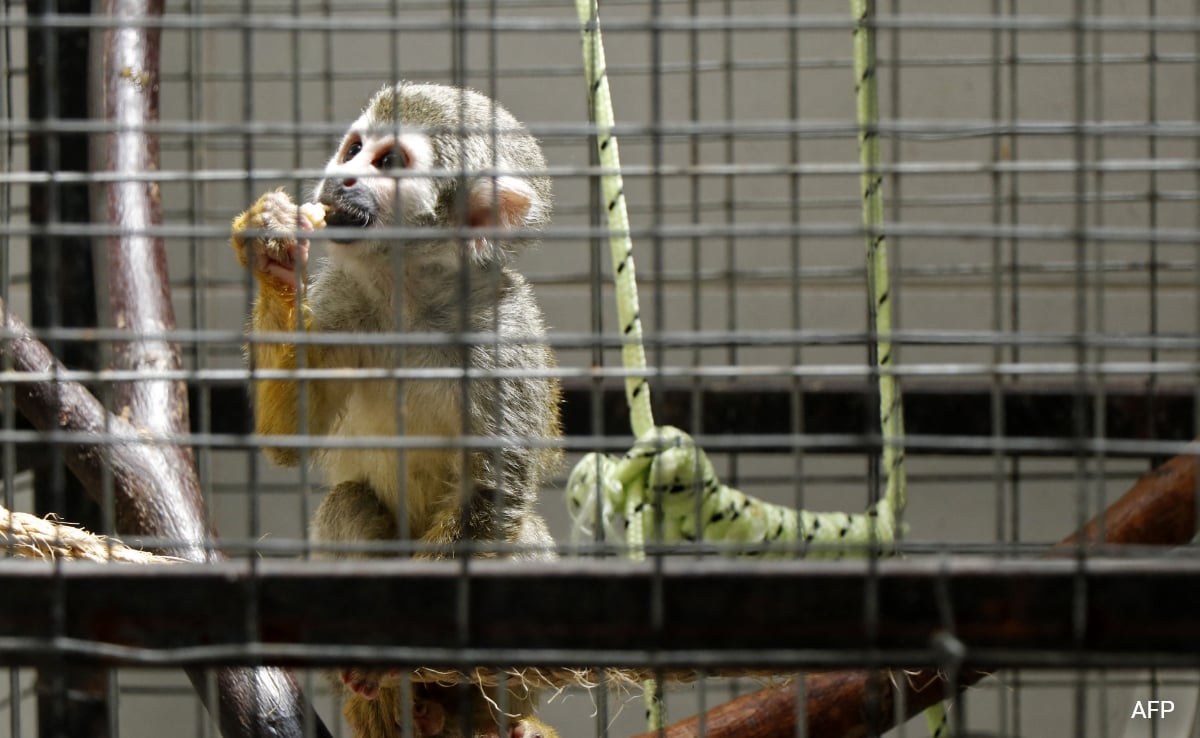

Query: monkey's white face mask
left=312, top=114, right=542, bottom=267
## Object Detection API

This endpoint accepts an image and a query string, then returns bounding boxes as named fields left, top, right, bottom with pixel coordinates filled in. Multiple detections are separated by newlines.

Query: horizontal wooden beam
left=189, top=382, right=1194, bottom=456
left=7, top=382, right=1189, bottom=474
left=3, top=557, right=1200, bottom=670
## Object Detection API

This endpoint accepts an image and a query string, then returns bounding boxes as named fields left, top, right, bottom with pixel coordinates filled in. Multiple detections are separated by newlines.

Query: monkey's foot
left=342, top=679, right=560, bottom=738
left=340, top=667, right=401, bottom=701
left=230, top=190, right=313, bottom=292
left=507, top=718, right=552, bottom=738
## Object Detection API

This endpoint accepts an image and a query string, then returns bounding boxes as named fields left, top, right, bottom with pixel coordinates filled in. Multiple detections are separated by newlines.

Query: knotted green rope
left=568, top=426, right=901, bottom=556
left=569, top=0, right=916, bottom=732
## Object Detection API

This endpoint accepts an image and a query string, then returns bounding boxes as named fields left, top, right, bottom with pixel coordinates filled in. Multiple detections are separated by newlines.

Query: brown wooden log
left=639, top=669, right=980, bottom=738
left=631, top=451, right=1200, bottom=738
left=100, top=0, right=209, bottom=563
left=1061, top=451, right=1197, bottom=548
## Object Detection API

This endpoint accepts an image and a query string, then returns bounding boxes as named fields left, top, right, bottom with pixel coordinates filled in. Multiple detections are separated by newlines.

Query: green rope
left=574, top=2, right=662, bottom=729
left=569, top=0, right=916, bottom=731
left=852, top=0, right=906, bottom=517
left=575, top=0, right=653, bottom=440
left=567, top=426, right=901, bottom=556
left=852, top=2, right=945, bottom=734
left=566, top=0, right=905, bottom=560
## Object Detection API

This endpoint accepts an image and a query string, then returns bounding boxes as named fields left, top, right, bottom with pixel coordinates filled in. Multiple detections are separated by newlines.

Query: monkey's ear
left=466, top=175, right=542, bottom=262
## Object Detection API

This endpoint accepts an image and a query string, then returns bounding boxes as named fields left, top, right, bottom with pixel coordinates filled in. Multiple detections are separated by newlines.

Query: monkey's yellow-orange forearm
left=249, top=287, right=313, bottom=467
left=231, top=201, right=319, bottom=468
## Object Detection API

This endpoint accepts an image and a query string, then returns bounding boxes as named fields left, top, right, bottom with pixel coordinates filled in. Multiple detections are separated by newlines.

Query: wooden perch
left=631, top=450, right=1200, bottom=738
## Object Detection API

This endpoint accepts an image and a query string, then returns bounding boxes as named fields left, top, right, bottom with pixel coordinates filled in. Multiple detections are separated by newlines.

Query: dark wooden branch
left=0, top=299, right=331, bottom=738
left=1062, top=451, right=1198, bottom=548
left=2, top=299, right=199, bottom=550
left=631, top=450, right=1200, bottom=738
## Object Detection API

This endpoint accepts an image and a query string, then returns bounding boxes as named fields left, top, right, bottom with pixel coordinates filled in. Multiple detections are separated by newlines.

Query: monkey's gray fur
left=231, top=81, right=562, bottom=737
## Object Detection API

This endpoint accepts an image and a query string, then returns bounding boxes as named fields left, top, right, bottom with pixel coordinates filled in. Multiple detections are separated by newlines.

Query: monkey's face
left=314, top=115, right=438, bottom=251
left=312, top=82, right=550, bottom=267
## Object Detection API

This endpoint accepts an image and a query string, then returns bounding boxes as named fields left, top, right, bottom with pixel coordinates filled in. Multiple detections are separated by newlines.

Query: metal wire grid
left=0, top=1, right=1198, bottom=737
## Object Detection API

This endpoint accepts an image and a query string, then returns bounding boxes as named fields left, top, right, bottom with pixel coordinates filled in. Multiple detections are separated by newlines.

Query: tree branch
left=100, top=0, right=209, bottom=561
left=0, top=294, right=332, bottom=737
left=630, top=450, right=1200, bottom=738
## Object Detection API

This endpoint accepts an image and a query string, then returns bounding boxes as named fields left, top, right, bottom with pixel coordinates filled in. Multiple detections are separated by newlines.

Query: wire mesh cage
left=2, top=1, right=1200, bottom=737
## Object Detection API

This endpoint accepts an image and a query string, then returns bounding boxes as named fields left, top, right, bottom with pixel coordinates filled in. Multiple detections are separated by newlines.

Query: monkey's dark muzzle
left=324, top=207, right=374, bottom=240
left=318, top=181, right=377, bottom=243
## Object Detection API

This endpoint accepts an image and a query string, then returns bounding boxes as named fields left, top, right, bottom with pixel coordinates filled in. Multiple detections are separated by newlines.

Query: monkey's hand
left=230, top=190, right=326, bottom=294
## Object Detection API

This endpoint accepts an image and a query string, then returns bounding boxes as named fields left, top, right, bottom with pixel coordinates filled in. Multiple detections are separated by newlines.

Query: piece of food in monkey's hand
left=300, top=201, right=328, bottom=231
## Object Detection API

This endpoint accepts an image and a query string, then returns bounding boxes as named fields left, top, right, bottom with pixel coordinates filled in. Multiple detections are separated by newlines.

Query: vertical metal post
left=26, top=2, right=108, bottom=735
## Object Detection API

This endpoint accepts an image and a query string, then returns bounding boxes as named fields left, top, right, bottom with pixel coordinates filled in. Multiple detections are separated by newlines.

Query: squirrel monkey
left=230, top=82, right=561, bottom=738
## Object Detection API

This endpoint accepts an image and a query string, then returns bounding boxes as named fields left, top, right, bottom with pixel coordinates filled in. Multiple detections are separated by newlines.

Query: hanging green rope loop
left=569, top=0, right=916, bottom=730
left=566, top=0, right=907, bottom=563
left=567, top=427, right=902, bottom=557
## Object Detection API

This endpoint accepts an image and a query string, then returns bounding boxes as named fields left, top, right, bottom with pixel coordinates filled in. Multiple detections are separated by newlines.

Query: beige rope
left=0, top=503, right=163, bottom=564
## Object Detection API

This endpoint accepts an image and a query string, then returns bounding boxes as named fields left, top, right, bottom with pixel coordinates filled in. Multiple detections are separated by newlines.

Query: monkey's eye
left=343, top=139, right=362, bottom=162
left=374, top=145, right=409, bottom=170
